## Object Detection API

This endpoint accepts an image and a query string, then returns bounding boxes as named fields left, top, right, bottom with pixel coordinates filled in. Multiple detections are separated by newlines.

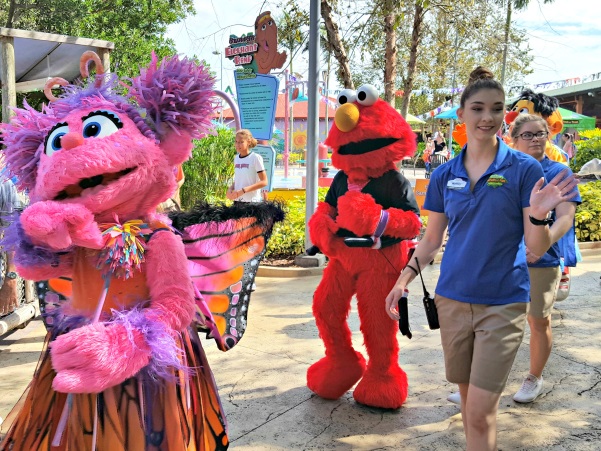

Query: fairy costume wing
left=169, top=201, right=284, bottom=351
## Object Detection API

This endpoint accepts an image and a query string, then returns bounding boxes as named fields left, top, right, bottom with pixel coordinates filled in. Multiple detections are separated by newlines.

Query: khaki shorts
left=528, top=266, right=561, bottom=318
left=435, top=295, right=528, bottom=393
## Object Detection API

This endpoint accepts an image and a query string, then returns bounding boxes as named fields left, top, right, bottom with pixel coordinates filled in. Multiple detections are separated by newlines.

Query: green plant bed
left=266, top=188, right=328, bottom=258
left=575, top=181, right=601, bottom=242
left=571, top=129, right=601, bottom=174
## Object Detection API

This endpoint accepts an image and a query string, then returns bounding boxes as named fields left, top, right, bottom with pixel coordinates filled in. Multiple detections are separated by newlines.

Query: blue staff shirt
left=424, top=138, right=543, bottom=305
left=529, top=156, right=581, bottom=268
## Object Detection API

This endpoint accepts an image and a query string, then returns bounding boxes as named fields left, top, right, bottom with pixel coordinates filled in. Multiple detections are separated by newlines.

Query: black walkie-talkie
left=398, top=288, right=412, bottom=339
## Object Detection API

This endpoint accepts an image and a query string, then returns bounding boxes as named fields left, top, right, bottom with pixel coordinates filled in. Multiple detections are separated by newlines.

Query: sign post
left=254, top=144, right=276, bottom=192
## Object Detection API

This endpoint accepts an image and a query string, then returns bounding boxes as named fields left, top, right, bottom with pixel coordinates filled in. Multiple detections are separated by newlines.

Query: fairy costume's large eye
left=45, top=123, right=69, bottom=156
left=81, top=110, right=123, bottom=139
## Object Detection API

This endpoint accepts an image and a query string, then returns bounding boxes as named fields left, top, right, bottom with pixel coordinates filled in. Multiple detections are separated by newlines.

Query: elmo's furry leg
left=353, top=266, right=408, bottom=409
left=307, top=259, right=366, bottom=399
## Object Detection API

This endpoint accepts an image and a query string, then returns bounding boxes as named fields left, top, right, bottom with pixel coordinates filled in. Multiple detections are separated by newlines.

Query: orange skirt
left=0, top=327, right=228, bottom=451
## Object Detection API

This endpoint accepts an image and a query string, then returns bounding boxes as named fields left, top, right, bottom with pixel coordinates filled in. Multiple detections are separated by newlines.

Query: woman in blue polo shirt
left=509, top=114, right=581, bottom=404
left=385, top=67, right=578, bottom=451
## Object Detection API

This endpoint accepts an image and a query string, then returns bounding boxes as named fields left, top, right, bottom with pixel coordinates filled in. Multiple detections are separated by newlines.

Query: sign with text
left=413, top=178, right=430, bottom=217
left=226, top=33, right=258, bottom=72
left=254, top=145, right=276, bottom=191
left=224, top=11, right=287, bottom=75
left=235, top=73, right=279, bottom=140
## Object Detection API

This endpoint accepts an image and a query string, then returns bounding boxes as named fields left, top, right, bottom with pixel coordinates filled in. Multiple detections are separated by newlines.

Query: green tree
left=321, top=0, right=354, bottom=89
left=1, top=0, right=195, bottom=78
left=276, top=0, right=310, bottom=75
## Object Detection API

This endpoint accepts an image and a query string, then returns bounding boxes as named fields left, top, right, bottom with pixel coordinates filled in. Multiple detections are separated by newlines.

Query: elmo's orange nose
left=335, top=103, right=360, bottom=132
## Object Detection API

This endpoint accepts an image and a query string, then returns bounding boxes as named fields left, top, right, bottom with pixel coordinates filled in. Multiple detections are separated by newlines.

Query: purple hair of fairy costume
left=1, top=53, right=216, bottom=194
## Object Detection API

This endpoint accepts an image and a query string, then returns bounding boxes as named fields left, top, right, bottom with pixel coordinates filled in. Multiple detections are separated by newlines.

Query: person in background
left=423, top=136, right=434, bottom=176
left=227, top=129, right=268, bottom=203
left=433, top=133, right=447, bottom=155
left=509, top=114, right=581, bottom=403
left=385, top=67, right=577, bottom=451
left=560, top=128, right=579, bottom=163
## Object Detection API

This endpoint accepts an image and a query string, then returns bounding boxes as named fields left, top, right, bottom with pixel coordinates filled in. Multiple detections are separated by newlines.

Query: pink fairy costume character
left=0, top=52, right=229, bottom=450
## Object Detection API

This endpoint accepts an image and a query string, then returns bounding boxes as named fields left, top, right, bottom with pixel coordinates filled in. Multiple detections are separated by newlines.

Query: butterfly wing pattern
left=169, top=201, right=284, bottom=351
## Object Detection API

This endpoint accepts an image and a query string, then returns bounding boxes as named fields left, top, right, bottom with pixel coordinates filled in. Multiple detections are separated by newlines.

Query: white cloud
left=513, top=0, right=601, bottom=84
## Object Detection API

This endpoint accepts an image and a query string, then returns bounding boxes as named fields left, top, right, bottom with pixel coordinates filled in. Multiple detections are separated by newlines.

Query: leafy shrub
left=575, top=181, right=601, bottom=242
left=571, top=129, right=601, bottom=173
left=413, top=142, right=426, bottom=168
left=180, top=127, right=236, bottom=208
left=266, top=188, right=328, bottom=258
left=415, top=142, right=426, bottom=157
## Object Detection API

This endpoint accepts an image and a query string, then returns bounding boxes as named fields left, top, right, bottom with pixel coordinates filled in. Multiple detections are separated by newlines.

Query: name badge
left=447, top=178, right=467, bottom=190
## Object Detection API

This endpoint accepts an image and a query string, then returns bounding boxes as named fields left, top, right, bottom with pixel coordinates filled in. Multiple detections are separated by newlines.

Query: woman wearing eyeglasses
left=509, top=114, right=581, bottom=403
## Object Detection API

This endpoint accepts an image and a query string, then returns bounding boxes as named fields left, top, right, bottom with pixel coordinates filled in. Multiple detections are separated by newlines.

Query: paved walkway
left=1, top=255, right=600, bottom=450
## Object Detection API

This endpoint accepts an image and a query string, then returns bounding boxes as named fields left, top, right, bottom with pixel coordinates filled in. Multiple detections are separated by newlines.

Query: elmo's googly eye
left=356, top=85, right=379, bottom=106
left=337, top=89, right=357, bottom=106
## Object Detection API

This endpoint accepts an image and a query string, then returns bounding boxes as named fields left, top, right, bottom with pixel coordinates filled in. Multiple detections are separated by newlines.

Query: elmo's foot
left=307, top=351, right=366, bottom=400
left=353, top=366, right=408, bottom=409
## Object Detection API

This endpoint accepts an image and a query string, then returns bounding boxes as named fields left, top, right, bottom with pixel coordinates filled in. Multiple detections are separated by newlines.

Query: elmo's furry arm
left=51, top=231, right=195, bottom=393
left=308, top=201, right=346, bottom=257
left=336, top=191, right=421, bottom=239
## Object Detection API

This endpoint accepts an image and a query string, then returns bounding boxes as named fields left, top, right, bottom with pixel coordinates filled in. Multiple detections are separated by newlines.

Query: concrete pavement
left=1, top=255, right=600, bottom=450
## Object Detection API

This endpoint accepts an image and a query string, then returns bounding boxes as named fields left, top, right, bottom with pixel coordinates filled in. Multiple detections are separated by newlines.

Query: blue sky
left=166, top=0, right=599, bottom=90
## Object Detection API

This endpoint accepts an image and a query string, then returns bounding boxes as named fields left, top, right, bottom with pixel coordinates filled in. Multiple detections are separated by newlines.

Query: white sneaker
left=447, top=392, right=461, bottom=405
left=513, top=374, right=544, bottom=403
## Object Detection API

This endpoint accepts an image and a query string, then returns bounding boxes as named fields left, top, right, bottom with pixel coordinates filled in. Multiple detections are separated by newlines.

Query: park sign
left=229, top=11, right=287, bottom=140
left=234, top=74, right=279, bottom=140
left=225, top=11, right=287, bottom=76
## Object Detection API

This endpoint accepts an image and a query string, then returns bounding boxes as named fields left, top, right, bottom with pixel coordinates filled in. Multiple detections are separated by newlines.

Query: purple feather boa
left=46, top=308, right=90, bottom=340
left=111, top=305, right=189, bottom=381
left=127, top=53, right=216, bottom=140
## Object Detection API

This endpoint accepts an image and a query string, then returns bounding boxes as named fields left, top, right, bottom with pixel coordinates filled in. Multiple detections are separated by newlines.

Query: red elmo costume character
left=307, top=85, right=421, bottom=409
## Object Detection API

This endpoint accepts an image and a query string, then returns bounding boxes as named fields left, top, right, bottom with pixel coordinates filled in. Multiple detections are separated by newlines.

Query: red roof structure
left=218, top=93, right=338, bottom=120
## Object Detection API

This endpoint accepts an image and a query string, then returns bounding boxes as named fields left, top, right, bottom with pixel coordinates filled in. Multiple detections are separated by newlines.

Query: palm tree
left=500, top=0, right=556, bottom=85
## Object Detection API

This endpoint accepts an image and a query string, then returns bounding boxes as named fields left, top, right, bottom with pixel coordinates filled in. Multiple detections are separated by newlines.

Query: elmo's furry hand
left=336, top=191, right=382, bottom=237
left=308, top=202, right=345, bottom=257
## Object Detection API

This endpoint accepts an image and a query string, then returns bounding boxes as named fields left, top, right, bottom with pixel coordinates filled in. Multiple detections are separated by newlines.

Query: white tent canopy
left=1, top=27, right=114, bottom=122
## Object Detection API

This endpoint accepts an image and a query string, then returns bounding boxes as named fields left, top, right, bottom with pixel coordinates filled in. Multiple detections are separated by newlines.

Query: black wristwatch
left=529, top=214, right=553, bottom=226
